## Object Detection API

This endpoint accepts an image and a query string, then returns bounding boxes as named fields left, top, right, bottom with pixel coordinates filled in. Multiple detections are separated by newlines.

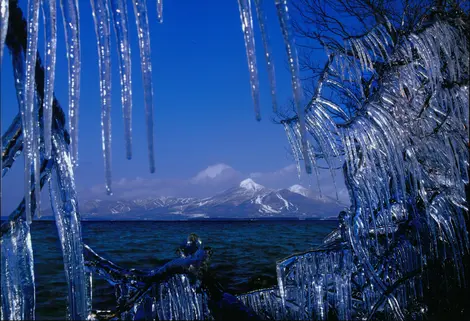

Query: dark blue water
left=31, top=220, right=337, bottom=320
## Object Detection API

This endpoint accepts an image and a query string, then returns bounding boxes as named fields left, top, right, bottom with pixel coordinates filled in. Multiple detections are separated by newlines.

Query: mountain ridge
left=42, top=179, right=346, bottom=220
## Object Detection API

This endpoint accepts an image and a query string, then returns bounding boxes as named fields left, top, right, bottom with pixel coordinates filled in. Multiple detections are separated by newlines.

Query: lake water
left=30, top=220, right=337, bottom=320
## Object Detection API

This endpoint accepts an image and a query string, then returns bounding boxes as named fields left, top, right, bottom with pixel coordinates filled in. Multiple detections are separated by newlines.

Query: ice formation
left=42, top=0, right=57, bottom=159
left=90, top=0, right=113, bottom=195
left=1, top=0, right=469, bottom=320
left=60, top=0, right=81, bottom=168
left=237, top=0, right=261, bottom=121
left=109, top=0, right=133, bottom=160
left=132, top=0, right=156, bottom=174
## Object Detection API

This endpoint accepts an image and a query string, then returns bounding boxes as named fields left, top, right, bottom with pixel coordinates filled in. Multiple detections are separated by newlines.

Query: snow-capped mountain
left=47, top=179, right=345, bottom=220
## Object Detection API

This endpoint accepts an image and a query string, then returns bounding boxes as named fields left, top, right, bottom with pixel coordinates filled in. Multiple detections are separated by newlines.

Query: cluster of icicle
left=0, top=0, right=161, bottom=221
left=0, top=0, right=161, bottom=318
left=237, top=0, right=312, bottom=173
left=275, top=15, right=469, bottom=321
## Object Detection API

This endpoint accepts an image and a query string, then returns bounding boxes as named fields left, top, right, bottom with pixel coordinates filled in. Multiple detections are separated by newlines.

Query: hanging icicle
left=132, top=0, right=156, bottom=173
left=237, top=0, right=261, bottom=121
left=42, top=0, right=57, bottom=159
left=0, top=0, right=8, bottom=64
left=23, top=0, right=41, bottom=224
left=253, top=0, right=278, bottom=112
left=156, top=0, right=163, bottom=23
left=91, top=0, right=113, bottom=195
left=274, top=0, right=311, bottom=174
left=60, top=0, right=81, bottom=167
left=110, top=0, right=133, bottom=160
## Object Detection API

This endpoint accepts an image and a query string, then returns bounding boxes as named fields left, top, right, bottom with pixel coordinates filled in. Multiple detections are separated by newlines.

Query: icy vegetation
left=1, top=0, right=469, bottom=320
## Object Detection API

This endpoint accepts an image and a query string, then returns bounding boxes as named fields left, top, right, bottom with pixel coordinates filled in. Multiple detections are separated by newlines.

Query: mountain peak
left=239, top=178, right=264, bottom=191
left=288, top=184, right=310, bottom=197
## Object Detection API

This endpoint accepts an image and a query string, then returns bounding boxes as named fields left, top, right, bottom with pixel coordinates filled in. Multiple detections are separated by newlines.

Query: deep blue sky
left=1, top=0, right=343, bottom=213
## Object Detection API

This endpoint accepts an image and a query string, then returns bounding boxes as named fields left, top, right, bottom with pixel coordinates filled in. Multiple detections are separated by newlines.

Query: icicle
left=132, top=0, right=156, bottom=173
left=275, top=0, right=311, bottom=174
left=0, top=220, right=36, bottom=320
left=60, top=0, right=81, bottom=167
left=42, top=0, right=57, bottom=159
left=33, top=92, right=42, bottom=219
left=91, top=0, right=113, bottom=195
left=0, top=0, right=8, bottom=64
left=253, top=0, right=277, bottom=112
left=22, top=0, right=41, bottom=224
left=284, top=123, right=301, bottom=179
left=85, top=272, right=93, bottom=316
left=156, top=0, right=163, bottom=23
left=237, top=0, right=261, bottom=121
left=110, top=0, right=133, bottom=159
left=50, top=131, right=89, bottom=320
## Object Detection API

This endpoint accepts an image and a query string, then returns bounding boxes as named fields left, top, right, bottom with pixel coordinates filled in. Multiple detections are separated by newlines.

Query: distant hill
left=41, top=178, right=347, bottom=220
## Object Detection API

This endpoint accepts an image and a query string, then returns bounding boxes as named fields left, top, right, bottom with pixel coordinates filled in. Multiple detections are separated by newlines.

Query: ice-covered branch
left=85, top=234, right=212, bottom=319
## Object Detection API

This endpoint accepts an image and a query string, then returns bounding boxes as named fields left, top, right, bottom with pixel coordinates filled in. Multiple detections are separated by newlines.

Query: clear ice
left=49, top=131, right=89, bottom=320
left=59, top=0, right=81, bottom=168
left=253, top=0, right=277, bottom=112
left=110, top=0, right=134, bottom=160
left=24, top=0, right=41, bottom=224
left=1, top=0, right=469, bottom=320
left=42, top=0, right=57, bottom=159
left=90, top=0, right=113, bottom=195
left=0, top=0, right=8, bottom=63
left=132, top=0, right=156, bottom=173
left=156, top=0, right=163, bottom=23
left=274, top=0, right=312, bottom=174
left=237, top=0, right=261, bottom=121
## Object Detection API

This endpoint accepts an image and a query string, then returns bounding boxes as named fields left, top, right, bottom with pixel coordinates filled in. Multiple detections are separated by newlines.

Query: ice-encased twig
left=42, top=0, right=57, bottom=159
left=1, top=114, right=22, bottom=177
left=132, top=0, right=156, bottom=173
left=90, top=0, right=113, bottom=195
left=84, top=235, right=211, bottom=319
left=60, top=0, right=81, bottom=167
left=11, top=47, right=30, bottom=221
left=253, top=0, right=278, bottom=112
left=238, top=0, right=261, bottom=121
left=110, top=0, right=133, bottom=160
left=49, top=131, right=89, bottom=320
left=281, top=16, right=469, bottom=321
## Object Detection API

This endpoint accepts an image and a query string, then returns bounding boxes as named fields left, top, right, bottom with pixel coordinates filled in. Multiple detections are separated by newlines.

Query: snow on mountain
left=239, top=178, right=264, bottom=192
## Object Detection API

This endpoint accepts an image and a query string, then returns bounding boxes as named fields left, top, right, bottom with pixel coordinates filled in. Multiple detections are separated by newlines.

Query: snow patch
left=276, top=193, right=290, bottom=210
left=240, top=178, right=264, bottom=192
